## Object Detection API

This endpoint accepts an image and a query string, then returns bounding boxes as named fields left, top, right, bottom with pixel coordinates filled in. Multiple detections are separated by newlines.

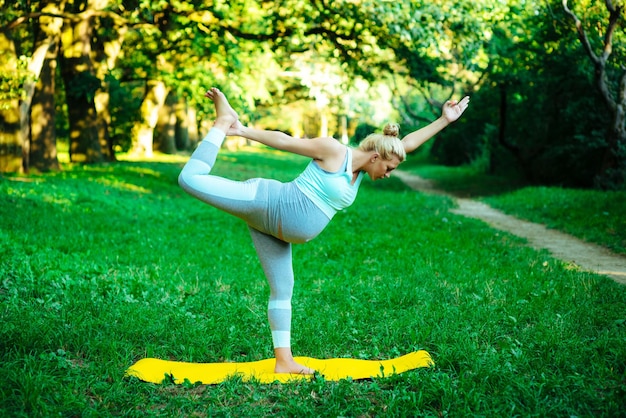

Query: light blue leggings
left=178, top=129, right=331, bottom=349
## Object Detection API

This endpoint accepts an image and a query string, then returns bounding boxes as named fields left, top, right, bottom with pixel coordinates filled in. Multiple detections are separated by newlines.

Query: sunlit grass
left=1, top=149, right=625, bottom=416
left=117, top=151, right=190, bottom=164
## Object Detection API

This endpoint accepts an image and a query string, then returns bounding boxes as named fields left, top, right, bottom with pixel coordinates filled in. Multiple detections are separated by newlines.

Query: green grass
left=1, top=149, right=625, bottom=417
left=400, top=160, right=528, bottom=198
left=402, top=161, right=626, bottom=255
left=482, top=187, right=626, bottom=255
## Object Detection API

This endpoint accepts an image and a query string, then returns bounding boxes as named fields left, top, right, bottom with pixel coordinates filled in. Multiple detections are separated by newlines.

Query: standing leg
left=248, top=227, right=314, bottom=374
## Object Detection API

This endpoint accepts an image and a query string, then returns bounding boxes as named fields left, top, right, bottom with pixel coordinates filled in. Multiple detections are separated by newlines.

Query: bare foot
left=274, top=347, right=315, bottom=375
left=204, top=87, right=238, bottom=131
left=274, top=358, right=315, bottom=375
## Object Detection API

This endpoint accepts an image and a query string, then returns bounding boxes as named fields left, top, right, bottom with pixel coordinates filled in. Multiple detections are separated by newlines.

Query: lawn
left=403, top=161, right=626, bottom=255
left=1, top=148, right=625, bottom=417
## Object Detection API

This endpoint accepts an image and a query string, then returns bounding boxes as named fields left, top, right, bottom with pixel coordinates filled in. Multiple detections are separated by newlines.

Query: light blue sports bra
left=293, top=147, right=364, bottom=219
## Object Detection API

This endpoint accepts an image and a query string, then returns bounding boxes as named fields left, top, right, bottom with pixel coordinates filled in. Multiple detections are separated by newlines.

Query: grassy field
left=404, top=161, right=626, bottom=255
left=1, top=148, right=625, bottom=417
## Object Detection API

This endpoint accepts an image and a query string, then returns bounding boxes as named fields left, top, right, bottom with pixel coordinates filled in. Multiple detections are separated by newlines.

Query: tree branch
left=602, top=0, right=622, bottom=61
left=1, top=10, right=153, bottom=33
left=562, top=0, right=617, bottom=111
left=562, top=0, right=600, bottom=66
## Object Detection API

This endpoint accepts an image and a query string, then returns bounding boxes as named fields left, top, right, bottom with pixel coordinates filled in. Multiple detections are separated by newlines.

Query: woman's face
left=368, top=154, right=402, bottom=181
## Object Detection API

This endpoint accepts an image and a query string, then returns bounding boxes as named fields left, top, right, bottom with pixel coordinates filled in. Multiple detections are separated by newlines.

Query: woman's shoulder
left=309, top=136, right=345, bottom=147
left=306, top=138, right=346, bottom=171
left=304, top=137, right=344, bottom=156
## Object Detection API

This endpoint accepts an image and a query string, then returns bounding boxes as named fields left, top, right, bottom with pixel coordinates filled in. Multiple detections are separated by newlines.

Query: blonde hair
left=358, top=123, right=406, bottom=162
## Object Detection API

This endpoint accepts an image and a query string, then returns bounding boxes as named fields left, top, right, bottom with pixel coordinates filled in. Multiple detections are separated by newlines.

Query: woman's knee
left=178, top=169, right=195, bottom=193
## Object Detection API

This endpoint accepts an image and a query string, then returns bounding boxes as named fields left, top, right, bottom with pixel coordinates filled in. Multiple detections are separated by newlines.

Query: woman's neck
left=350, top=148, right=374, bottom=173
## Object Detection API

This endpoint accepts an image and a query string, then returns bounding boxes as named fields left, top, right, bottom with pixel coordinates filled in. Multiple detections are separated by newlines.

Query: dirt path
left=394, top=171, right=626, bottom=284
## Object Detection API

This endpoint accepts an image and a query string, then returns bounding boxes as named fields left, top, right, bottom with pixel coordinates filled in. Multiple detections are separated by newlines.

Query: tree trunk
left=60, top=11, right=103, bottom=163
left=154, top=92, right=177, bottom=154
left=340, top=115, right=348, bottom=144
left=94, top=88, right=115, bottom=161
left=491, top=84, right=508, bottom=175
left=20, top=42, right=52, bottom=173
left=132, top=80, right=169, bottom=157
left=91, top=9, right=127, bottom=162
left=0, top=33, right=23, bottom=173
left=30, top=41, right=61, bottom=172
left=495, top=83, right=538, bottom=182
left=319, top=112, right=328, bottom=137
left=174, top=97, right=190, bottom=152
left=563, top=0, right=625, bottom=187
left=23, top=0, right=65, bottom=172
left=186, top=106, right=199, bottom=150
left=599, top=98, right=626, bottom=185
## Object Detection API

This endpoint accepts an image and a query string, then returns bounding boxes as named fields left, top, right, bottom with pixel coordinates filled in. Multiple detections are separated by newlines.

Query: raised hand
left=442, top=96, right=470, bottom=123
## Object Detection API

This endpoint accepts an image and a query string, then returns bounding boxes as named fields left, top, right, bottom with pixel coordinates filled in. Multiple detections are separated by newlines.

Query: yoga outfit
left=179, top=128, right=364, bottom=349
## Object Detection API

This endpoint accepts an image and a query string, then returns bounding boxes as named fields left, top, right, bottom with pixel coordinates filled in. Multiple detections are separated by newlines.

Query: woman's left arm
left=401, top=96, right=470, bottom=154
left=228, top=120, right=343, bottom=161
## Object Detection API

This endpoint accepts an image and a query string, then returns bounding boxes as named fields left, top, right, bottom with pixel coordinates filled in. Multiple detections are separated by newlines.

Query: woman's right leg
left=179, top=88, right=273, bottom=222
left=178, top=127, right=257, bottom=205
left=178, top=86, right=259, bottom=211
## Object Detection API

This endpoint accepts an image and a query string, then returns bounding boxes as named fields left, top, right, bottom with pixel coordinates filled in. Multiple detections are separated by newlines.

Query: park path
left=394, top=170, right=626, bottom=285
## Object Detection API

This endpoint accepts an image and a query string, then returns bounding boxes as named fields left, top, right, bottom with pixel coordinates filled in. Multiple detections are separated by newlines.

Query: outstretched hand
left=442, top=96, right=470, bottom=123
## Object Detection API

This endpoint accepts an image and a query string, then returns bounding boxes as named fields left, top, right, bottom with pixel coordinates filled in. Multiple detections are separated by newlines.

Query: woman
left=179, top=88, right=470, bottom=374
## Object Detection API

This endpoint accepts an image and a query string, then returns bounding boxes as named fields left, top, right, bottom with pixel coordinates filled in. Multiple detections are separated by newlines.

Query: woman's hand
left=442, top=96, right=470, bottom=123
left=401, top=96, right=471, bottom=153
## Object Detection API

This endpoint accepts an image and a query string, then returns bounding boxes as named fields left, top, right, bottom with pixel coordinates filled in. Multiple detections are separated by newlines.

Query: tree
left=60, top=1, right=108, bottom=163
left=29, top=0, right=66, bottom=172
left=8, top=0, right=621, bottom=190
left=563, top=0, right=626, bottom=188
left=3, top=0, right=447, bottom=167
left=413, top=0, right=624, bottom=188
left=0, top=30, right=24, bottom=173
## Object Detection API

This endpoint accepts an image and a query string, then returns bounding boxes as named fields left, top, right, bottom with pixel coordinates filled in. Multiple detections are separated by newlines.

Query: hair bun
left=383, top=123, right=400, bottom=137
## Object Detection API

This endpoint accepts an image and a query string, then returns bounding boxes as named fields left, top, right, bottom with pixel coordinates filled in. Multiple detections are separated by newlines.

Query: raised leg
left=178, top=88, right=256, bottom=211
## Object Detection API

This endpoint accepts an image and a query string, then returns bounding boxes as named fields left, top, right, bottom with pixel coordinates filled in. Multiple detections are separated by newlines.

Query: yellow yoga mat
left=126, top=351, right=433, bottom=384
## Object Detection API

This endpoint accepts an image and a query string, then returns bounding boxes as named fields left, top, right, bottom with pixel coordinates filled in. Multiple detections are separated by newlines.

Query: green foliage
left=107, top=76, right=143, bottom=151
left=429, top=0, right=624, bottom=188
left=1, top=151, right=625, bottom=416
left=350, top=122, right=377, bottom=145
left=0, top=54, right=33, bottom=104
left=431, top=115, right=483, bottom=167
left=64, top=71, right=101, bottom=101
left=2, top=0, right=625, bottom=188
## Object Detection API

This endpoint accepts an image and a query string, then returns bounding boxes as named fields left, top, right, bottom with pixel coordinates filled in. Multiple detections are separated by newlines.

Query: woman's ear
left=370, top=152, right=380, bottom=163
